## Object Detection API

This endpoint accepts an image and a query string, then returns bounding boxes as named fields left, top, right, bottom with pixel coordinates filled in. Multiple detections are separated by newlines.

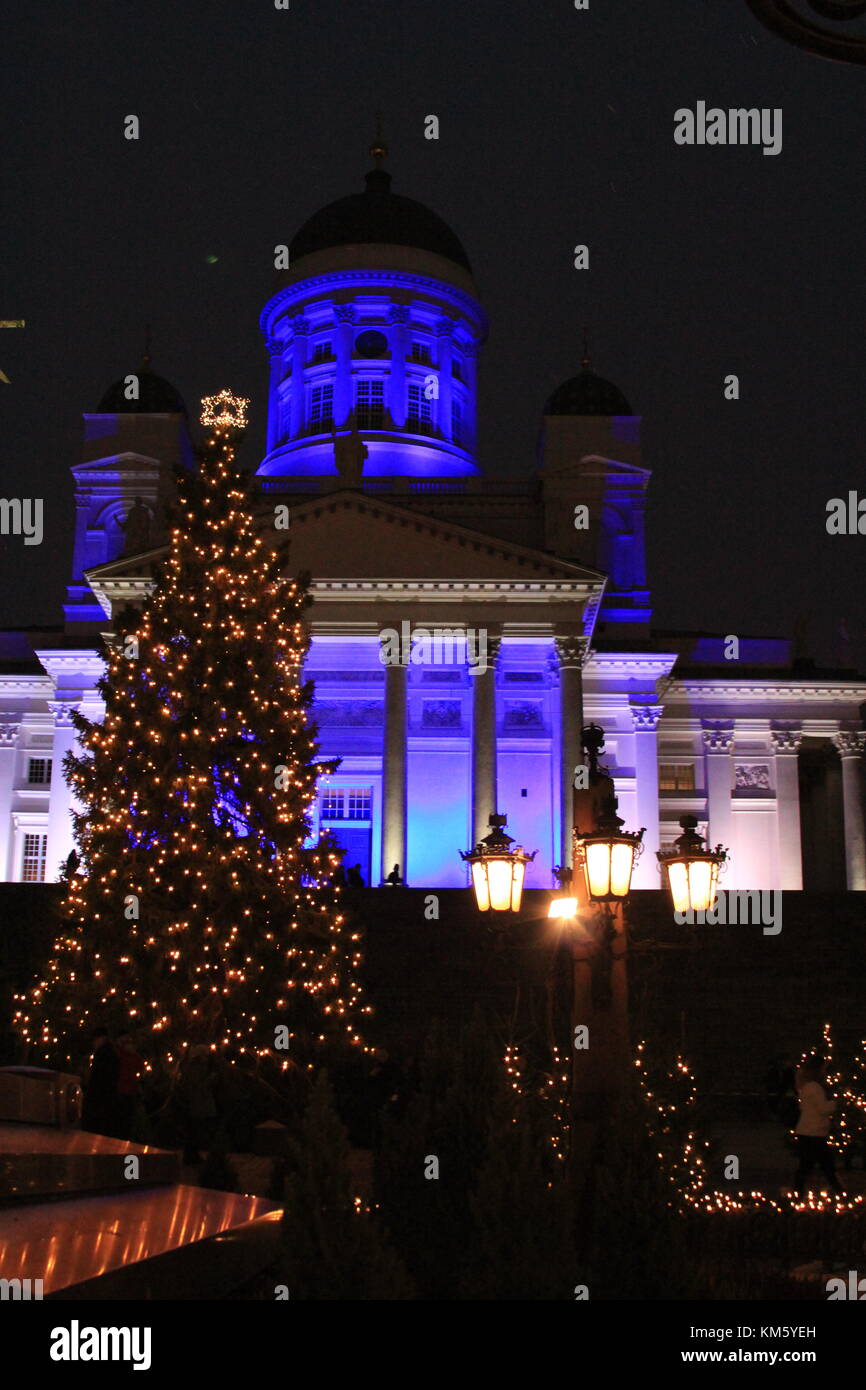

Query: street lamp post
left=461, top=727, right=732, bottom=1176
left=568, top=726, right=645, bottom=1133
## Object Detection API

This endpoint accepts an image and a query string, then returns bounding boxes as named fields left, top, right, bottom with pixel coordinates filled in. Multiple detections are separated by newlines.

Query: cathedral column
left=771, top=727, right=804, bottom=890
left=387, top=305, right=409, bottom=428
left=463, top=342, right=478, bottom=454
left=471, top=635, right=501, bottom=848
left=288, top=316, right=309, bottom=437
left=435, top=319, right=453, bottom=441
left=832, top=730, right=866, bottom=890
left=46, top=702, right=78, bottom=877
left=333, top=305, right=356, bottom=428
left=631, top=704, right=663, bottom=887
left=702, top=725, right=735, bottom=852
left=380, top=640, right=408, bottom=884
left=0, top=721, right=21, bottom=879
left=554, top=635, right=586, bottom=868
left=265, top=337, right=283, bottom=453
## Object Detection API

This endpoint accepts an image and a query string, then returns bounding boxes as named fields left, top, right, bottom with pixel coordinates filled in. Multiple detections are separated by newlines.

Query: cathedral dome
left=289, top=167, right=472, bottom=273
left=97, top=359, right=187, bottom=415
left=545, top=362, right=632, bottom=417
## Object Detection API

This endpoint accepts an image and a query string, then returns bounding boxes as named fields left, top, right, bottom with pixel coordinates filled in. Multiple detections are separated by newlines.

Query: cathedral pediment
left=273, top=491, right=605, bottom=585
left=85, top=490, right=606, bottom=633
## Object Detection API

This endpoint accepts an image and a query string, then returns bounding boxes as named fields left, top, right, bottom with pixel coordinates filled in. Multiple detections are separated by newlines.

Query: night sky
left=2, top=0, right=866, bottom=670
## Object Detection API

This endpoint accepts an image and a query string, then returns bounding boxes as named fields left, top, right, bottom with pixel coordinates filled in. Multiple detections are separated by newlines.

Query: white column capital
left=554, top=634, right=589, bottom=669
left=0, top=721, right=21, bottom=747
left=771, top=726, right=803, bottom=755
left=632, top=704, right=664, bottom=732
left=702, top=725, right=734, bottom=754
left=48, top=701, right=78, bottom=729
left=832, top=730, right=866, bottom=759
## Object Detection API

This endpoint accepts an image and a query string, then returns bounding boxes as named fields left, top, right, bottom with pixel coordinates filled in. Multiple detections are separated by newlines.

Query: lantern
left=657, top=815, right=728, bottom=915
left=461, top=814, right=536, bottom=913
left=548, top=897, right=578, bottom=920
left=573, top=801, right=645, bottom=903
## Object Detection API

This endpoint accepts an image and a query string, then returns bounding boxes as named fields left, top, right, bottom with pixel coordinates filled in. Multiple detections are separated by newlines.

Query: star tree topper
left=200, top=388, right=250, bottom=431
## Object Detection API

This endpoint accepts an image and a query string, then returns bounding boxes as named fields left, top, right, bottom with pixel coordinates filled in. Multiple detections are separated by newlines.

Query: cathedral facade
left=1, top=152, right=864, bottom=894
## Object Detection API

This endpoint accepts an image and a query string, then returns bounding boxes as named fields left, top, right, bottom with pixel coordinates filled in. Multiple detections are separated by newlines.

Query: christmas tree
left=278, top=1071, right=414, bottom=1299
left=15, top=390, right=369, bottom=1070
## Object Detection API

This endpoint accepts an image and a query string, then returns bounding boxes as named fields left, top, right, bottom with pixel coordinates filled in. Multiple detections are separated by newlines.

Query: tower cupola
left=258, top=147, right=487, bottom=480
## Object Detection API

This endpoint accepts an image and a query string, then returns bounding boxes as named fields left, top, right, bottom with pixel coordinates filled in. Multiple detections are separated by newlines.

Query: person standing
left=82, top=1028, right=120, bottom=1138
left=794, top=1053, right=841, bottom=1197
left=116, top=1031, right=145, bottom=1140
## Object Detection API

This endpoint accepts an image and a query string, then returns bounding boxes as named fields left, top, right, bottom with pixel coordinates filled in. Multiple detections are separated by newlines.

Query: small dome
left=97, top=359, right=187, bottom=415
left=289, top=167, right=472, bottom=273
left=546, top=363, right=633, bottom=417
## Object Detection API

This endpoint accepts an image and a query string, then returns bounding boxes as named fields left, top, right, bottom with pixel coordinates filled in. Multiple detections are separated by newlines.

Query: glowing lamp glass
left=658, top=817, right=727, bottom=916
left=687, top=859, right=716, bottom=914
left=581, top=837, right=637, bottom=901
left=666, top=861, right=691, bottom=915
left=471, top=861, right=490, bottom=912
left=486, top=857, right=514, bottom=912
left=548, top=897, right=578, bottom=920
left=462, top=815, right=536, bottom=914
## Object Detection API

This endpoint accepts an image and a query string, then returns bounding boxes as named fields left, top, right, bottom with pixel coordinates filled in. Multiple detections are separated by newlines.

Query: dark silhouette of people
left=385, top=863, right=404, bottom=886
left=765, top=1054, right=798, bottom=1129
left=179, top=1045, right=218, bottom=1164
left=116, top=1031, right=145, bottom=1140
left=82, top=1028, right=120, bottom=1137
left=794, top=1053, right=841, bottom=1197
left=362, top=1047, right=404, bottom=1146
left=346, top=864, right=365, bottom=888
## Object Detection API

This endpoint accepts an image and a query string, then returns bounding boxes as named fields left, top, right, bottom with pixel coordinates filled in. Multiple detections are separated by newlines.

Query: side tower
left=65, top=355, right=193, bottom=632
left=539, top=355, right=651, bottom=642
left=258, top=142, right=488, bottom=480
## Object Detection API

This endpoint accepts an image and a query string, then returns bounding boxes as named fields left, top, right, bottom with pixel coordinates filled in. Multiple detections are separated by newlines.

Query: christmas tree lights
left=15, top=394, right=370, bottom=1070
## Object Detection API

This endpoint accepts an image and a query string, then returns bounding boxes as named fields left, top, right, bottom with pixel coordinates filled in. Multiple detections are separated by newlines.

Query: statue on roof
left=118, top=496, right=151, bottom=556
left=332, top=425, right=368, bottom=487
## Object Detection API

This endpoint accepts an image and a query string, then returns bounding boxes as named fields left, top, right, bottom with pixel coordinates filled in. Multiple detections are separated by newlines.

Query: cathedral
left=1, top=146, right=864, bottom=895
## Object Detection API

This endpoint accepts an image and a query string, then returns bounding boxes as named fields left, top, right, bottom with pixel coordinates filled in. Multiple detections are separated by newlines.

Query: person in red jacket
left=794, top=1053, right=841, bottom=1198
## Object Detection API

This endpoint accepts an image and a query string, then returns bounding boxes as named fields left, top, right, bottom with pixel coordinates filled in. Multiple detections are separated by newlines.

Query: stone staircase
left=0, top=1075, right=282, bottom=1300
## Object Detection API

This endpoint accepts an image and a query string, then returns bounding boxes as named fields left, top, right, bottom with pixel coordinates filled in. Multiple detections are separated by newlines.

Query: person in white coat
left=794, top=1054, right=840, bottom=1198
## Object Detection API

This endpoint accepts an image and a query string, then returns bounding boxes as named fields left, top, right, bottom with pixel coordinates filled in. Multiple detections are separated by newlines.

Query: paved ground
left=706, top=1115, right=866, bottom=1198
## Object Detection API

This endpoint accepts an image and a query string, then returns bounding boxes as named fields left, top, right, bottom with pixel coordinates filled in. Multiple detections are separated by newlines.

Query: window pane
left=22, top=833, right=47, bottom=882
left=356, top=381, right=384, bottom=429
